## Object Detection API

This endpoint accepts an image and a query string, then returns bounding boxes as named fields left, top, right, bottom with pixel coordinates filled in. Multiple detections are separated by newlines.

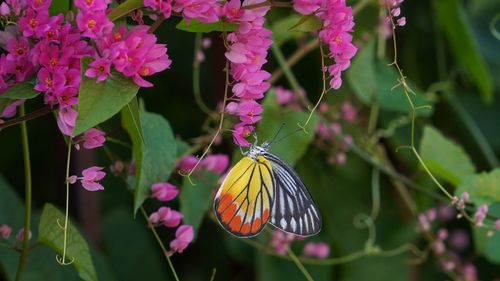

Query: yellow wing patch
left=214, top=156, right=274, bottom=237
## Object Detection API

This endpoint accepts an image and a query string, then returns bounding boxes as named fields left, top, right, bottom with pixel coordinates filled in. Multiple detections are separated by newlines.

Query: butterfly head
left=247, top=142, right=270, bottom=159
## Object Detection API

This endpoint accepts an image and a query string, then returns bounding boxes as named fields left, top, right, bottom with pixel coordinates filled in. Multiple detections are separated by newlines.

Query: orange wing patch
left=214, top=156, right=274, bottom=237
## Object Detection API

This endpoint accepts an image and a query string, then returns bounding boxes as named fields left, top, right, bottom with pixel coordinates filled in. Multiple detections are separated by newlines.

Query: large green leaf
left=455, top=169, right=500, bottom=205
left=38, top=204, right=97, bottom=281
left=179, top=172, right=218, bottom=239
left=108, top=0, right=143, bottom=21
left=473, top=203, right=500, bottom=264
left=288, top=15, right=323, bottom=32
left=0, top=82, right=40, bottom=100
left=102, top=209, right=170, bottom=281
left=347, top=41, right=432, bottom=116
left=271, top=15, right=303, bottom=46
left=49, top=0, right=70, bottom=15
left=127, top=112, right=177, bottom=214
left=258, top=89, right=319, bottom=166
left=433, top=0, right=493, bottom=103
left=419, top=126, right=476, bottom=186
left=176, top=19, right=238, bottom=33
left=73, top=59, right=139, bottom=136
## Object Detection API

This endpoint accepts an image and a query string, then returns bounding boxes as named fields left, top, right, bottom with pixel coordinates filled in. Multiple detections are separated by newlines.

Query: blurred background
left=1, top=0, right=500, bottom=280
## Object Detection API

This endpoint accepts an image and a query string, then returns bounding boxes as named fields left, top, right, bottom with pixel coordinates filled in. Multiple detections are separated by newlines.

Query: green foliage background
left=1, top=0, right=500, bottom=280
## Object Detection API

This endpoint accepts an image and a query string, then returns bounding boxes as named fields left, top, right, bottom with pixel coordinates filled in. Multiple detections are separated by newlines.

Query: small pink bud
left=195, top=50, right=205, bottom=63
left=151, top=182, right=179, bottom=202
left=81, top=128, right=106, bottom=149
left=434, top=241, right=445, bottom=254
left=418, top=214, right=430, bottom=231
left=67, top=175, right=78, bottom=184
left=319, top=103, right=328, bottom=113
left=225, top=102, right=239, bottom=114
left=16, top=228, right=32, bottom=242
left=461, top=192, right=470, bottom=202
left=495, top=219, right=500, bottom=231
left=397, top=17, right=406, bottom=27
left=437, top=228, right=448, bottom=240
left=303, top=242, right=330, bottom=259
left=178, top=156, right=198, bottom=173
left=74, top=143, right=81, bottom=150
left=391, top=7, right=401, bottom=17
left=335, top=153, right=347, bottom=165
left=426, top=208, right=437, bottom=221
left=201, top=154, right=229, bottom=174
left=330, top=122, right=342, bottom=135
left=449, top=230, right=469, bottom=251
left=170, top=225, right=194, bottom=254
left=0, top=2, right=10, bottom=16
left=0, top=224, right=12, bottom=239
left=201, top=38, right=212, bottom=49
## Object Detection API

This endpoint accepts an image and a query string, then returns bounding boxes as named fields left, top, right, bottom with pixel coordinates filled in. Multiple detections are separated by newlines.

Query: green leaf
left=473, top=203, right=500, bottom=264
left=346, top=41, right=378, bottom=104
left=0, top=82, right=41, bottom=100
left=271, top=15, right=303, bottom=45
left=108, top=0, right=143, bottom=21
left=258, top=89, right=319, bottom=166
left=433, top=0, right=493, bottom=103
left=176, top=19, right=238, bottom=33
left=347, top=41, right=432, bottom=116
left=289, top=15, right=323, bottom=32
left=130, top=112, right=177, bottom=214
left=38, top=203, right=97, bottom=281
left=455, top=169, right=500, bottom=205
left=180, top=172, right=219, bottom=238
left=49, top=0, right=70, bottom=15
left=121, top=97, right=144, bottom=145
left=74, top=59, right=139, bottom=136
left=419, top=126, right=476, bottom=186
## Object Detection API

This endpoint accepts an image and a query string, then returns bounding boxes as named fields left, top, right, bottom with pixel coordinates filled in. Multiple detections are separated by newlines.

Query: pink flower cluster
left=222, top=0, right=273, bottom=147
left=315, top=101, right=356, bottom=166
left=0, top=224, right=31, bottom=242
left=293, top=0, right=357, bottom=90
left=68, top=166, right=106, bottom=191
left=384, top=0, right=406, bottom=27
left=177, top=154, right=229, bottom=175
left=270, top=229, right=330, bottom=259
left=148, top=181, right=194, bottom=254
left=0, top=0, right=171, bottom=136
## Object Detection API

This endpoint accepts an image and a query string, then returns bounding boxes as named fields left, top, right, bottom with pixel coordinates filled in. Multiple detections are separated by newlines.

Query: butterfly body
left=214, top=143, right=321, bottom=238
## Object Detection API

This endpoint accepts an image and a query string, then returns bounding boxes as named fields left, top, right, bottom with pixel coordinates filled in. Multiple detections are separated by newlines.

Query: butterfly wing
left=266, top=153, right=322, bottom=236
left=214, top=156, right=275, bottom=237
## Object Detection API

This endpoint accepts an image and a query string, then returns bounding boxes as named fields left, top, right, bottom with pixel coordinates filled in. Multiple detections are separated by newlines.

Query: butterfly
left=213, top=140, right=322, bottom=238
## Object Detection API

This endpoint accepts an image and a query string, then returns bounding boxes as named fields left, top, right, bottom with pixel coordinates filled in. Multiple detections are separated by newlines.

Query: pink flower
left=237, top=100, right=263, bottom=124
left=173, top=0, right=219, bottom=23
left=474, top=204, right=489, bottom=226
left=76, top=10, right=113, bottom=39
left=6, top=37, right=30, bottom=61
left=150, top=182, right=179, bottom=202
left=303, top=242, right=330, bottom=258
left=275, top=86, right=296, bottom=105
left=177, top=155, right=198, bottom=173
left=80, top=166, right=106, bottom=191
left=74, top=0, right=111, bottom=11
left=57, top=107, right=77, bottom=136
left=232, top=122, right=254, bottom=147
left=144, top=0, right=173, bottom=18
left=0, top=2, right=10, bottom=16
left=18, top=8, right=49, bottom=37
left=1, top=99, right=24, bottom=118
left=221, top=0, right=244, bottom=21
left=201, top=154, right=229, bottom=174
left=270, top=229, right=295, bottom=255
left=82, top=128, right=106, bottom=149
left=149, top=207, right=183, bottom=227
left=341, top=102, right=357, bottom=122
left=170, top=225, right=194, bottom=253
left=292, top=0, right=321, bottom=15
left=85, top=58, right=112, bottom=82
left=67, top=175, right=78, bottom=184
left=34, top=67, right=65, bottom=93
left=0, top=224, right=12, bottom=239
left=449, top=229, right=469, bottom=251
left=16, top=228, right=32, bottom=242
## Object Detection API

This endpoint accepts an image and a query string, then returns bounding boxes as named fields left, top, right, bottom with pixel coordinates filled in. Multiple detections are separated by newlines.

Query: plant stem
left=57, top=139, right=74, bottom=265
left=15, top=105, right=32, bottom=281
left=0, top=106, right=52, bottom=130
left=287, top=249, right=314, bottom=281
left=193, top=32, right=213, bottom=115
left=140, top=207, right=180, bottom=281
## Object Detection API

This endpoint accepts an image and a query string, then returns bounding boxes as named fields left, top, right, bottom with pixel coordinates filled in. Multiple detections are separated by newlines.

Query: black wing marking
left=265, top=153, right=322, bottom=236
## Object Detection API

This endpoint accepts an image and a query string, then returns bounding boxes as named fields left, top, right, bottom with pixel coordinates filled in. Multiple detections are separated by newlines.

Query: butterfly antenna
left=271, top=128, right=303, bottom=145
left=268, top=123, right=286, bottom=145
